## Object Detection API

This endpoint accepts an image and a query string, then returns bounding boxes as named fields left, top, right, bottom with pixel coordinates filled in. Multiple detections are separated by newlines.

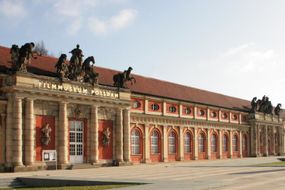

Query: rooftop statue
left=69, top=44, right=84, bottom=81
left=251, top=95, right=274, bottom=115
left=274, top=103, right=282, bottom=116
left=82, top=56, right=99, bottom=86
left=113, top=66, right=136, bottom=88
left=55, top=54, right=68, bottom=82
left=10, top=42, right=35, bottom=72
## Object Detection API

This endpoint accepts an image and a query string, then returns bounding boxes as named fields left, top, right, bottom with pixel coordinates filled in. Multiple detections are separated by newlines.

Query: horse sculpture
left=10, top=42, right=35, bottom=72
left=274, top=103, right=282, bottom=116
left=55, top=54, right=68, bottom=82
left=68, top=44, right=84, bottom=81
left=113, top=67, right=136, bottom=88
left=82, top=56, right=99, bottom=86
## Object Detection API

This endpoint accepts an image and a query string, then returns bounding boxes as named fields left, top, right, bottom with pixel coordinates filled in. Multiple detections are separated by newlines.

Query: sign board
left=42, top=150, right=57, bottom=170
left=42, top=150, right=57, bottom=162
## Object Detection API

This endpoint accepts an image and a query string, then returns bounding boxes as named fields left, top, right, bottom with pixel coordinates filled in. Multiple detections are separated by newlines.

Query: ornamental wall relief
left=98, top=107, right=116, bottom=120
left=41, top=123, right=52, bottom=146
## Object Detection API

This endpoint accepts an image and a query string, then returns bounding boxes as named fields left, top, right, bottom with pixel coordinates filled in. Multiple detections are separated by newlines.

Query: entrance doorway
left=69, top=120, right=84, bottom=164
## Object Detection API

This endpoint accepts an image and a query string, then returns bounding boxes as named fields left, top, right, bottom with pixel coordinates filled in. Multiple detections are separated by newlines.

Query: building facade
left=0, top=45, right=284, bottom=172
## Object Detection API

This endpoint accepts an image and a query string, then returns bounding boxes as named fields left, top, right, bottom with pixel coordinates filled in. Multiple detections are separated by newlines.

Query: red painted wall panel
left=35, top=115, right=55, bottom=161
left=98, top=120, right=113, bottom=160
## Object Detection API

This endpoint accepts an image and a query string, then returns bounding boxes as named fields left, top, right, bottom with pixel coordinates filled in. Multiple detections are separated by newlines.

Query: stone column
left=123, top=108, right=130, bottom=162
left=218, top=130, right=222, bottom=159
left=144, top=124, right=150, bottom=163
left=90, top=105, right=99, bottom=163
left=0, top=113, right=6, bottom=165
left=250, top=124, right=258, bottom=157
left=162, top=126, right=168, bottom=162
left=229, top=130, right=233, bottom=158
left=272, top=128, right=276, bottom=155
left=194, top=128, right=198, bottom=160
left=239, top=131, right=243, bottom=158
left=58, top=102, right=68, bottom=165
left=115, top=108, right=123, bottom=162
left=264, top=126, right=269, bottom=156
left=207, top=129, right=211, bottom=159
left=5, top=94, right=13, bottom=167
left=24, top=98, right=35, bottom=166
left=278, top=126, right=285, bottom=155
left=178, top=126, right=184, bottom=161
left=12, top=97, right=23, bottom=166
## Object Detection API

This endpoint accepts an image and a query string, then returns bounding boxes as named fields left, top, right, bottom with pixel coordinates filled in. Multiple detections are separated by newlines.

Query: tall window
left=151, top=130, right=159, bottom=154
left=184, top=132, right=191, bottom=153
left=211, top=134, right=217, bottom=152
left=242, top=135, right=247, bottom=152
left=232, top=135, right=238, bottom=151
left=168, top=131, right=176, bottom=154
left=223, top=135, right=228, bottom=152
left=199, top=133, right=205, bottom=152
left=131, top=129, right=141, bottom=155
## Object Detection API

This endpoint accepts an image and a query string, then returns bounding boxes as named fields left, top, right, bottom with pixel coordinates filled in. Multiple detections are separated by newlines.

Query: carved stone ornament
left=102, top=127, right=111, bottom=146
left=41, top=123, right=52, bottom=146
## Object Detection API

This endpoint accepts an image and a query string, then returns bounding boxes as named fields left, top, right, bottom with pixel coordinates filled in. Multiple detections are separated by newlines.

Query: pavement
left=1, top=156, right=285, bottom=190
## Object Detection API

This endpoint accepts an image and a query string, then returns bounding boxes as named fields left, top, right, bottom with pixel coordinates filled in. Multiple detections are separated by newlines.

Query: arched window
left=232, top=135, right=238, bottom=151
left=131, top=129, right=141, bottom=155
left=223, top=135, right=228, bottom=152
left=198, top=133, right=205, bottom=152
left=184, top=132, right=191, bottom=153
left=151, top=130, right=159, bottom=154
left=242, top=135, right=247, bottom=152
left=211, top=134, right=217, bottom=152
left=168, top=131, right=176, bottom=154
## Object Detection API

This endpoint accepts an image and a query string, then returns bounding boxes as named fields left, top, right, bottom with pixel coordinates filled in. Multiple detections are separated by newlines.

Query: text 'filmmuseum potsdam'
left=0, top=43, right=284, bottom=172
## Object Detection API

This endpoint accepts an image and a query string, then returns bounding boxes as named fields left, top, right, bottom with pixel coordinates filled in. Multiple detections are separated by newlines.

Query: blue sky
left=0, top=0, right=285, bottom=105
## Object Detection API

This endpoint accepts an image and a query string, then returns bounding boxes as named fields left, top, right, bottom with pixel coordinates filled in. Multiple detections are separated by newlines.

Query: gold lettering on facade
left=37, top=80, right=119, bottom=99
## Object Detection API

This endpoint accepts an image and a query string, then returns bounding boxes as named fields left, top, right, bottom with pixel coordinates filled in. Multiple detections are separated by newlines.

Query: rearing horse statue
left=113, top=67, right=136, bottom=88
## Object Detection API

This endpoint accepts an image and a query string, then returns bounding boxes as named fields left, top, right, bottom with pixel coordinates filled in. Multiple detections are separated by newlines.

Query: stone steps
left=0, top=178, right=26, bottom=188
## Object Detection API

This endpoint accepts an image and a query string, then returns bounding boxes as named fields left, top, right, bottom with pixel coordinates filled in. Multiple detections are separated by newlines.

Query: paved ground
left=1, top=157, right=285, bottom=190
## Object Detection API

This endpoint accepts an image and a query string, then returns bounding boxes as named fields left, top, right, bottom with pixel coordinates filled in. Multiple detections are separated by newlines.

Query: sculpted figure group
left=250, top=96, right=282, bottom=116
left=10, top=43, right=136, bottom=88
left=10, top=42, right=36, bottom=72
left=55, top=45, right=99, bottom=86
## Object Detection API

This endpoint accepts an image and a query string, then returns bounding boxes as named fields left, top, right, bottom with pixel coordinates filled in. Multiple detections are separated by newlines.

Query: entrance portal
left=69, top=120, right=84, bottom=164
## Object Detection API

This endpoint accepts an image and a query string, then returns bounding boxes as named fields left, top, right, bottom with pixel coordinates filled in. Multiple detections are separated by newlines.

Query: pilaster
left=207, top=129, right=211, bottom=159
left=178, top=126, right=184, bottom=161
left=239, top=131, right=243, bottom=158
left=5, top=94, right=13, bottom=167
left=24, top=98, right=35, bottom=166
left=264, top=126, right=268, bottom=156
left=144, top=124, right=150, bottom=163
left=229, top=130, right=233, bottom=158
left=194, top=128, right=198, bottom=160
left=123, top=108, right=131, bottom=162
left=90, top=105, right=99, bottom=163
left=162, top=126, right=168, bottom=162
left=115, top=108, right=123, bottom=162
left=218, top=130, right=222, bottom=159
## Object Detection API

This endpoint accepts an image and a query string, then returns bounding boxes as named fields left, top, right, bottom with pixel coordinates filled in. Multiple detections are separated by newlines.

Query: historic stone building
left=0, top=44, right=284, bottom=172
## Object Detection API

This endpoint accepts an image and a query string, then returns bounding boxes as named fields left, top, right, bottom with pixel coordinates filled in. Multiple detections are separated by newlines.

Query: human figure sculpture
left=69, top=44, right=84, bottom=81
left=113, top=66, right=136, bottom=88
left=41, top=123, right=52, bottom=146
left=102, top=127, right=111, bottom=146
left=250, top=97, right=258, bottom=113
left=10, top=42, right=35, bottom=72
left=274, top=103, right=282, bottom=116
left=18, top=42, right=35, bottom=71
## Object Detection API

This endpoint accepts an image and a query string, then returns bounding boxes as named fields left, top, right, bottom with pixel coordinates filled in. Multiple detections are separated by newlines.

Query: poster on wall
left=42, top=150, right=57, bottom=162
